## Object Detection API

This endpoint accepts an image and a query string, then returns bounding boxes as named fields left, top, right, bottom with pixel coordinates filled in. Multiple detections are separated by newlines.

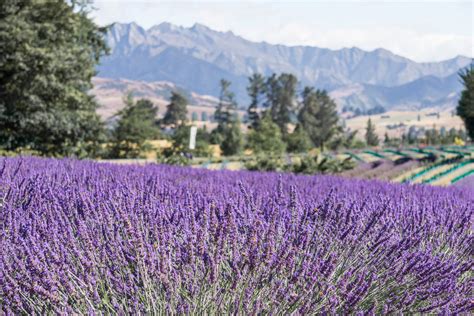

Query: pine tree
left=298, top=87, right=339, bottom=149
left=221, top=116, right=243, bottom=156
left=268, top=74, right=297, bottom=136
left=110, top=95, right=160, bottom=158
left=0, top=0, right=108, bottom=156
left=365, top=118, right=379, bottom=147
left=214, top=79, right=237, bottom=129
left=384, top=132, right=390, bottom=146
left=286, top=124, right=312, bottom=153
left=162, top=91, right=188, bottom=126
left=246, top=113, right=286, bottom=155
left=457, top=64, right=474, bottom=140
left=247, top=73, right=265, bottom=129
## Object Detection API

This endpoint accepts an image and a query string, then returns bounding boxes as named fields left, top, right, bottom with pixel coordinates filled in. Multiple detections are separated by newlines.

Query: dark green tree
left=246, top=113, right=286, bottom=155
left=170, top=125, right=211, bottom=157
left=220, top=117, right=243, bottom=156
left=286, top=125, right=313, bottom=153
left=266, top=73, right=298, bottom=135
left=212, top=79, right=240, bottom=150
left=162, top=91, right=188, bottom=126
left=247, top=73, right=265, bottom=129
left=384, top=132, right=390, bottom=146
left=298, top=87, right=339, bottom=149
left=0, top=0, right=108, bottom=157
left=365, top=118, right=379, bottom=146
left=214, top=79, right=237, bottom=128
left=110, top=95, right=160, bottom=158
left=457, top=64, right=474, bottom=140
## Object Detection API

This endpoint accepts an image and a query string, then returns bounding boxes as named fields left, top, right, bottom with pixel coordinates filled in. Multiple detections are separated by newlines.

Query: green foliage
left=265, top=74, right=298, bottom=135
left=285, top=125, right=312, bottom=153
left=220, top=117, right=243, bottom=156
left=247, top=73, right=265, bottom=129
left=298, top=87, right=339, bottom=149
left=162, top=91, right=188, bottom=126
left=365, top=118, right=379, bottom=146
left=327, top=127, right=358, bottom=150
left=110, top=95, right=160, bottom=158
left=244, top=155, right=284, bottom=172
left=246, top=114, right=286, bottom=155
left=157, top=147, right=191, bottom=166
left=214, top=79, right=237, bottom=127
left=289, top=155, right=355, bottom=175
left=457, top=64, right=474, bottom=140
left=424, top=128, right=440, bottom=145
left=0, top=0, right=108, bottom=157
left=244, top=153, right=355, bottom=174
left=171, top=125, right=212, bottom=157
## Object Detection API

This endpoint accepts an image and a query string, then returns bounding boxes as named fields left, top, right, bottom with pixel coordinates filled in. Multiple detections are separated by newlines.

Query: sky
left=92, top=0, right=473, bottom=62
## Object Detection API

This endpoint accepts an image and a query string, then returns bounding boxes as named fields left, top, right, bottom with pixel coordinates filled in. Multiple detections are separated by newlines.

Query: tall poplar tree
left=246, top=73, right=265, bottom=129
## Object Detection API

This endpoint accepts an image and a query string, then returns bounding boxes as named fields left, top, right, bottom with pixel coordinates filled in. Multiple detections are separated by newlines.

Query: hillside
left=96, top=21, right=471, bottom=111
left=91, top=77, right=219, bottom=120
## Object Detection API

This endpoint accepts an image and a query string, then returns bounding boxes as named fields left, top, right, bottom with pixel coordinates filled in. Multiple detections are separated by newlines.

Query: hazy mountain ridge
left=97, top=21, right=471, bottom=111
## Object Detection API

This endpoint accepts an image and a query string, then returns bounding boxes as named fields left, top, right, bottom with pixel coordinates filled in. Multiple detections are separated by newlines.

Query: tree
left=110, top=95, right=160, bottom=158
left=220, top=117, right=243, bottom=156
left=169, top=125, right=212, bottom=157
left=215, top=79, right=237, bottom=128
left=247, top=73, right=265, bottom=129
left=365, top=118, right=379, bottom=146
left=265, top=73, right=298, bottom=136
left=162, top=91, right=188, bottom=126
left=247, top=113, right=286, bottom=155
left=457, top=64, right=474, bottom=140
left=286, top=125, right=312, bottom=153
left=298, top=87, right=339, bottom=149
left=384, top=132, right=390, bottom=146
left=0, top=1, right=108, bottom=157
left=212, top=79, right=240, bottom=151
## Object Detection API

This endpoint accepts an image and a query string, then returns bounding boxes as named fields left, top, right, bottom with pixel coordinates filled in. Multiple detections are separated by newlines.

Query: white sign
left=189, top=126, right=197, bottom=150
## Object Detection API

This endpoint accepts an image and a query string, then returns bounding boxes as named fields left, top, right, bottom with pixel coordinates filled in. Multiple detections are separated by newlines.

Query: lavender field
left=0, top=157, right=472, bottom=314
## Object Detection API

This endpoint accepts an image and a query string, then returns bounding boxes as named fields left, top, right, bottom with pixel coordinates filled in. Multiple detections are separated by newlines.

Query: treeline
left=152, top=73, right=359, bottom=159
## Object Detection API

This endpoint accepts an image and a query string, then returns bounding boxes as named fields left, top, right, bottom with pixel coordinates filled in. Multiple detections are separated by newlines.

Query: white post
left=189, top=126, right=197, bottom=150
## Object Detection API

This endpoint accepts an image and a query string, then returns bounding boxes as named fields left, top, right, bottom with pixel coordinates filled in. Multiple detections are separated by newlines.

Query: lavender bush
left=0, top=157, right=472, bottom=314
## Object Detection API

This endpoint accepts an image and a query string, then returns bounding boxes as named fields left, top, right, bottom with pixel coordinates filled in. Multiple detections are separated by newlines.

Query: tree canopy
left=457, top=65, right=474, bottom=140
left=298, top=87, right=339, bottom=149
left=247, top=113, right=286, bottom=155
left=162, top=91, right=188, bottom=126
left=0, top=0, right=108, bottom=156
left=365, top=118, right=379, bottom=147
left=110, top=95, right=160, bottom=158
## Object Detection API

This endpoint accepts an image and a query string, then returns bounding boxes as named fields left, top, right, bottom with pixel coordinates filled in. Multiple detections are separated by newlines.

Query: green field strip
left=451, top=169, right=474, bottom=184
left=424, top=160, right=474, bottom=185
left=424, top=160, right=474, bottom=184
left=344, top=152, right=364, bottom=162
left=384, top=149, right=409, bottom=157
left=364, top=150, right=386, bottom=159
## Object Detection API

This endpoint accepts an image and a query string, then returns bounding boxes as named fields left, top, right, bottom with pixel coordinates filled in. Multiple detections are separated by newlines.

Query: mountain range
left=96, top=21, right=472, bottom=113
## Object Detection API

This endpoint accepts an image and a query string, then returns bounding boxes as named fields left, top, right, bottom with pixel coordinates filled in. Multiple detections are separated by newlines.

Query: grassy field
left=344, top=108, right=464, bottom=139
